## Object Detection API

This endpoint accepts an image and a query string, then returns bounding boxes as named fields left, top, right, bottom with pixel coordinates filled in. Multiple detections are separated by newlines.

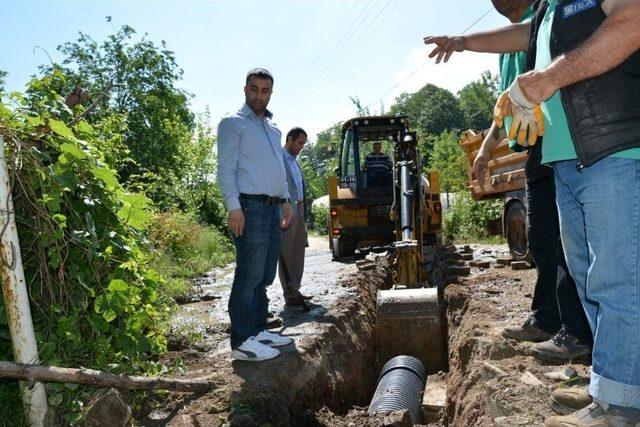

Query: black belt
left=240, top=193, right=287, bottom=205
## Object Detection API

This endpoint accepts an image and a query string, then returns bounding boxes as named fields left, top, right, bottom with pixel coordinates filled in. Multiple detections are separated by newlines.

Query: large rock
left=83, top=388, right=131, bottom=427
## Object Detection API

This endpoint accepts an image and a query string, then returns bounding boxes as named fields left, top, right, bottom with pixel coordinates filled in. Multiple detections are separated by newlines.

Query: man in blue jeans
left=424, top=0, right=592, bottom=362
left=487, top=0, right=640, bottom=424
left=217, top=68, right=294, bottom=362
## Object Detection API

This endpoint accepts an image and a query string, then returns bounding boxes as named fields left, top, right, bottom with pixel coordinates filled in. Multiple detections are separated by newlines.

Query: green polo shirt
left=536, top=0, right=640, bottom=163
left=499, top=6, right=535, bottom=151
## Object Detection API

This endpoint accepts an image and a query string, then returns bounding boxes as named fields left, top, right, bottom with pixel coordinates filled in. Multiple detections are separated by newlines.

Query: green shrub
left=443, top=192, right=503, bottom=242
left=0, top=75, right=172, bottom=424
left=149, top=211, right=234, bottom=299
left=311, top=204, right=329, bottom=235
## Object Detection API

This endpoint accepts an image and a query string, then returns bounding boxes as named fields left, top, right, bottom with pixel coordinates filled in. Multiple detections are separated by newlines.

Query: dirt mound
left=445, top=268, right=590, bottom=427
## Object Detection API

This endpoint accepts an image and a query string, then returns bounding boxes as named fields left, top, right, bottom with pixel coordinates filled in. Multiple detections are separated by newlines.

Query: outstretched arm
left=519, top=0, right=640, bottom=103
left=423, top=22, right=531, bottom=63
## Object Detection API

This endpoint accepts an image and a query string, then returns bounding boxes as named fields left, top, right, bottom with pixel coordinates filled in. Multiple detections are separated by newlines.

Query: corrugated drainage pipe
left=368, top=355, right=426, bottom=424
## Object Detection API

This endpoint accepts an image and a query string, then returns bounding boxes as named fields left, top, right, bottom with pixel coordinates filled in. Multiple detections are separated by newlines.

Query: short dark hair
left=286, top=127, right=307, bottom=141
left=246, top=68, right=274, bottom=85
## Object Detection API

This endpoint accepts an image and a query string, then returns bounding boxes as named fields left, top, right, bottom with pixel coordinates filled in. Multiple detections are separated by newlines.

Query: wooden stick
left=0, top=361, right=212, bottom=393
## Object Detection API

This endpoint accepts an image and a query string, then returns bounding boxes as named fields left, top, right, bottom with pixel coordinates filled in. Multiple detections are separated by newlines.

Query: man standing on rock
left=217, top=68, right=294, bottom=362
left=424, top=0, right=591, bottom=363
left=278, top=127, right=313, bottom=308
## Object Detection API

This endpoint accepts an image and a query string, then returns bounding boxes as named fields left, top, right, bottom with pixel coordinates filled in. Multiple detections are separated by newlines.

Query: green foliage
left=0, top=69, right=6, bottom=92
left=35, top=25, right=229, bottom=223
left=390, top=84, right=465, bottom=166
left=149, top=211, right=234, bottom=299
left=458, top=71, right=500, bottom=130
left=443, top=192, right=503, bottom=242
left=311, top=204, right=329, bottom=235
left=427, top=130, right=468, bottom=194
left=298, top=123, right=341, bottom=202
left=0, top=75, right=170, bottom=421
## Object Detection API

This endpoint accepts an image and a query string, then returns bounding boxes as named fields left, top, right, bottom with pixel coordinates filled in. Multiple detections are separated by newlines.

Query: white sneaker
left=255, top=330, right=293, bottom=347
left=231, top=336, right=280, bottom=361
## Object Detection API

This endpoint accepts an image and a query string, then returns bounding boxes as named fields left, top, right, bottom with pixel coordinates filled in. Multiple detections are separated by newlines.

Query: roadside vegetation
left=0, top=24, right=230, bottom=424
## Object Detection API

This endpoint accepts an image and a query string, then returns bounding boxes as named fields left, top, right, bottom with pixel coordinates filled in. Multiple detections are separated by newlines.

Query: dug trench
left=144, top=244, right=591, bottom=426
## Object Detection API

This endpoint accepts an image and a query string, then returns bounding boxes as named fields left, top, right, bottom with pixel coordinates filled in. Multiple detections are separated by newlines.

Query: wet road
left=171, top=236, right=357, bottom=349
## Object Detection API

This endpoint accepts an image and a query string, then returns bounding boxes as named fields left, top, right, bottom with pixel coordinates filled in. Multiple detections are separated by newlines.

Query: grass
left=0, top=382, right=26, bottom=426
left=149, top=211, right=235, bottom=301
left=307, top=229, right=327, bottom=238
left=453, top=235, right=506, bottom=245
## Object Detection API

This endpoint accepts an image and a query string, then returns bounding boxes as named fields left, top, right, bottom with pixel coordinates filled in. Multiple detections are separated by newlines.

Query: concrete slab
left=422, top=374, right=447, bottom=424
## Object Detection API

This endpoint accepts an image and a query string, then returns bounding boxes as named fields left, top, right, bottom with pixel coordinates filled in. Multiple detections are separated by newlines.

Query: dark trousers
left=525, top=145, right=591, bottom=343
left=229, top=197, right=282, bottom=349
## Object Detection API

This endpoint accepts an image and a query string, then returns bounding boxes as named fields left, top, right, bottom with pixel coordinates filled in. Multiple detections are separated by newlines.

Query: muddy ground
left=137, top=238, right=590, bottom=426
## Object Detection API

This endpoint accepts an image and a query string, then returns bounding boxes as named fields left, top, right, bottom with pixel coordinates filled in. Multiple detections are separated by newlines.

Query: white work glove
left=494, top=79, right=545, bottom=147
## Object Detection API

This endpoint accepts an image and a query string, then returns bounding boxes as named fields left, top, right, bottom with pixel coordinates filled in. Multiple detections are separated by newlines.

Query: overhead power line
left=363, top=6, right=495, bottom=110
left=279, top=0, right=362, bottom=111
left=280, top=0, right=379, bottom=114
left=287, top=0, right=397, bottom=116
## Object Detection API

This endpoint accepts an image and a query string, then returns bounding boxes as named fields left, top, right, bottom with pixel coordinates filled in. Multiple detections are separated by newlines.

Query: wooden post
left=0, top=136, right=48, bottom=426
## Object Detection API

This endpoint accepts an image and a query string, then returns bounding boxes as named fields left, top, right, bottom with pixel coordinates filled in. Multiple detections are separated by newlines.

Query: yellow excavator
left=327, top=115, right=448, bottom=373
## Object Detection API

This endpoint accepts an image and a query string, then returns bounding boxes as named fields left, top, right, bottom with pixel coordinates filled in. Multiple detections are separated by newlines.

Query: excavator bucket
left=376, top=287, right=448, bottom=374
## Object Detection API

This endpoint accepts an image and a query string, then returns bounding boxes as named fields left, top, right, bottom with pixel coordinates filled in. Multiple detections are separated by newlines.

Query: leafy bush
left=311, top=204, right=329, bottom=235
left=0, top=74, right=171, bottom=423
left=149, top=211, right=234, bottom=299
left=443, top=192, right=503, bottom=242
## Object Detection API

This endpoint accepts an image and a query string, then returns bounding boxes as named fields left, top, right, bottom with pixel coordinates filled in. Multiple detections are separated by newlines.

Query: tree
left=0, top=70, right=6, bottom=92
left=39, top=24, right=195, bottom=211
left=458, top=71, right=499, bottom=130
left=298, top=122, right=341, bottom=201
left=427, top=130, right=468, bottom=194
left=389, top=84, right=464, bottom=166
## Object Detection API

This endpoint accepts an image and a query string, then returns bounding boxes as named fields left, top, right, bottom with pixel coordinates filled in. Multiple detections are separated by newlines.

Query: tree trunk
left=0, top=361, right=212, bottom=392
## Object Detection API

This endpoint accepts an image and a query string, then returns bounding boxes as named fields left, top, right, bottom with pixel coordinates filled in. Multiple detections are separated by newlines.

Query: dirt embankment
left=140, top=253, right=392, bottom=426
left=445, top=264, right=589, bottom=427
left=143, top=243, right=591, bottom=427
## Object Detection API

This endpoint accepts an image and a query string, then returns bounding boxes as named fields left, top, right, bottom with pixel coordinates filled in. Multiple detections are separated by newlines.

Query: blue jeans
left=554, top=157, right=640, bottom=408
left=228, top=197, right=282, bottom=349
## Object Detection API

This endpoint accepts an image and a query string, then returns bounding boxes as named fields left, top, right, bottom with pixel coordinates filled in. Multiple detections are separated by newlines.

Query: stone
left=544, top=367, right=577, bottom=381
left=83, top=388, right=132, bottom=427
left=496, top=257, right=513, bottom=266
left=482, top=362, right=508, bottom=380
left=422, top=376, right=447, bottom=424
left=472, top=260, right=491, bottom=269
left=441, top=251, right=463, bottom=261
left=463, top=244, right=473, bottom=254
left=356, top=259, right=374, bottom=271
left=511, top=261, right=531, bottom=270
left=445, top=265, right=471, bottom=277
left=494, top=415, right=534, bottom=426
left=519, top=371, right=544, bottom=387
left=460, top=253, right=474, bottom=261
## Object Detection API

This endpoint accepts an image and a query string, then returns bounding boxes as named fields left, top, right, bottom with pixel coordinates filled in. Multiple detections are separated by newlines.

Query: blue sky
left=1, top=0, right=510, bottom=142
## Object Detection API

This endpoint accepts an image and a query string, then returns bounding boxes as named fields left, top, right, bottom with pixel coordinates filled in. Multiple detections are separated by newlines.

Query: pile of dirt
left=445, top=266, right=590, bottom=426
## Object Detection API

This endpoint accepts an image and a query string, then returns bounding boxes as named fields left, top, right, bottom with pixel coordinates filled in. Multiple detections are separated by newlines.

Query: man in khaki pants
left=279, top=127, right=311, bottom=307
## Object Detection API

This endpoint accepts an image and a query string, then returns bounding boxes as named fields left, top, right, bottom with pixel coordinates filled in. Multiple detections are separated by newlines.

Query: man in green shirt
left=424, top=0, right=591, bottom=364
left=434, top=0, right=640, bottom=424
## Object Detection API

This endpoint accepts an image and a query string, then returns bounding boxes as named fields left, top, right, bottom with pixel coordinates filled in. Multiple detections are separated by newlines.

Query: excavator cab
left=328, top=115, right=441, bottom=260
